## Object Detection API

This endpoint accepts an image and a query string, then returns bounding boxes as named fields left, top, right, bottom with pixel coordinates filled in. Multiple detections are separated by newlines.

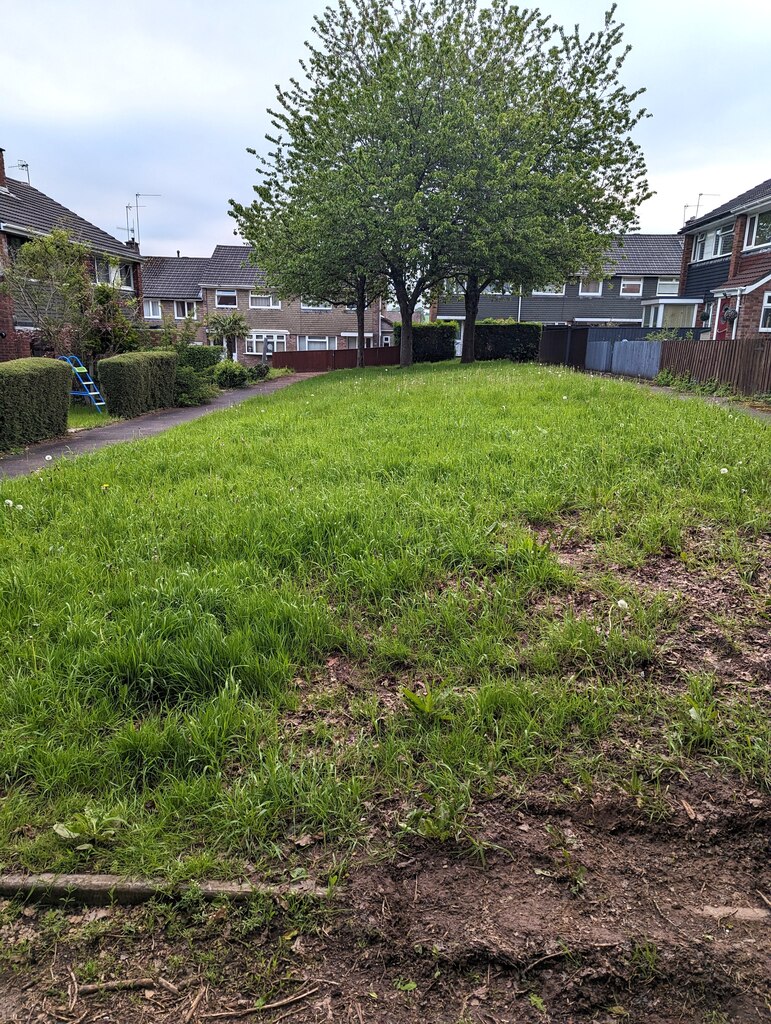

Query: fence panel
left=610, top=339, right=663, bottom=379
left=585, top=340, right=613, bottom=372
left=660, top=337, right=771, bottom=396
left=272, top=346, right=401, bottom=373
left=538, top=327, right=587, bottom=368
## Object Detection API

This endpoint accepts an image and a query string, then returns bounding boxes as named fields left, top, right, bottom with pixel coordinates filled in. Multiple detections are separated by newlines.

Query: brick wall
left=678, top=234, right=694, bottom=296
left=0, top=230, right=31, bottom=361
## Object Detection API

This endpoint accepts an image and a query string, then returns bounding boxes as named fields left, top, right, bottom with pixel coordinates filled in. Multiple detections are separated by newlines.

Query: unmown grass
left=0, top=362, right=768, bottom=876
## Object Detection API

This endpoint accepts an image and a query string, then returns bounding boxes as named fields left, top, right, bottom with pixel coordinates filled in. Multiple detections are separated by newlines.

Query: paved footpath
left=0, top=373, right=319, bottom=479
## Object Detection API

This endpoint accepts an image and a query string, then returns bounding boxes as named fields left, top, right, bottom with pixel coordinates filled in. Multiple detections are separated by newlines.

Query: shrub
left=178, top=344, right=223, bottom=372
left=174, top=365, right=218, bottom=407
left=475, top=320, right=541, bottom=362
left=213, top=360, right=250, bottom=389
left=0, top=357, right=72, bottom=450
left=247, top=363, right=269, bottom=382
left=393, top=321, right=457, bottom=362
left=97, top=350, right=177, bottom=418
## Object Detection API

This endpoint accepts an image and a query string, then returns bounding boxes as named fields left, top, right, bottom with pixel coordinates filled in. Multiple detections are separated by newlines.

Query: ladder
left=57, top=354, right=106, bottom=413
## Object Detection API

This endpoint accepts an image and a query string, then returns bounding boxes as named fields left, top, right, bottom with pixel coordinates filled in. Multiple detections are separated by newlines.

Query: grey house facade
left=435, top=235, right=684, bottom=343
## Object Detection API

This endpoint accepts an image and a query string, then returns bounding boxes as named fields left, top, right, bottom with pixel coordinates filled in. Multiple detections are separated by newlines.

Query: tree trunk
left=393, top=279, right=414, bottom=367
left=356, top=275, right=366, bottom=369
left=461, top=272, right=480, bottom=364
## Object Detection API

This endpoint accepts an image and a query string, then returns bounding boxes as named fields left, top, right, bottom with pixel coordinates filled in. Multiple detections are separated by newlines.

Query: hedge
left=178, top=344, right=222, bottom=372
left=98, top=350, right=177, bottom=418
left=213, top=360, right=249, bottom=388
left=475, top=320, right=542, bottom=362
left=393, top=321, right=457, bottom=362
left=0, top=357, right=72, bottom=450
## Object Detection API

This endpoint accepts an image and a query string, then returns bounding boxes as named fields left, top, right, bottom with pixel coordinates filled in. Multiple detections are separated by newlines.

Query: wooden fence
left=660, top=336, right=771, bottom=396
left=272, top=346, right=401, bottom=373
left=538, top=327, right=588, bottom=368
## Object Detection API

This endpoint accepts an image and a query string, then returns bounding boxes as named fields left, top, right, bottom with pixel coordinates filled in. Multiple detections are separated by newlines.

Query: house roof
left=199, top=245, right=267, bottom=288
left=679, top=178, right=771, bottom=234
left=142, top=256, right=210, bottom=299
left=603, top=234, right=683, bottom=276
left=0, top=177, right=137, bottom=261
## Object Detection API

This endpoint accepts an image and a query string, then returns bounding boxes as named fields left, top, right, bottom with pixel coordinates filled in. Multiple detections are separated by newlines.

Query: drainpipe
left=517, top=286, right=522, bottom=323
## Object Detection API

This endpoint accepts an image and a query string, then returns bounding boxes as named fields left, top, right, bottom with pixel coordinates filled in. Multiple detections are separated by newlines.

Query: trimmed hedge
left=174, top=365, right=217, bottom=407
left=393, top=321, right=457, bottom=362
left=475, top=320, right=542, bottom=362
left=213, top=360, right=249, bottom=389
left=98, top=350, right=177, bottom=418
left=0, top=357, right=72, bottom=450
left=178, top=344, right=223, bottom=372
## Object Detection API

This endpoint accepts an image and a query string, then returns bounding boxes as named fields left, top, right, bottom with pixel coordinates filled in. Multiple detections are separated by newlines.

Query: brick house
left=142, top=244, right=389, bottom=363
left=0, top=146, right=142, bottom=361
left=435, top=234, right=683, bottom=347
left=646, top=179, right=771, bottom=341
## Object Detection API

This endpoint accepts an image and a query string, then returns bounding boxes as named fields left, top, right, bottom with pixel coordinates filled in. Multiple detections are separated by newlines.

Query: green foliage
left=655, top=369, right=737, bottom=398
left=0, top=357, right=71, bottom=450
left=178, top=345, right=223, bottom=373
left=145, top=316, right=201, bottom=352
left=174, top=366, right=218, bottom=408
left=206, top=313, right=248, bottom=349
left=213, top=360, right=250, bottom=389
left=393, top=321, right=456, bottom=362
left=475, top=321, right=542, bottom=362
left=98, top=350, right=178, bottom=418
left=247, top=363, right=270, bottom=382
left=645, top=328, right=694, bottom=342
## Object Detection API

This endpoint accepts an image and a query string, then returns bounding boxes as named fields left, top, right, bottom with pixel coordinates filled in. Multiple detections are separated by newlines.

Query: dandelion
left=562, top=395, right=568, bottom=400
left=617, top=599, right=629, bottom=611
left=101, top=484, right=110, bottom=490
left=45, top=455, right=53, bottom=461
left=4, top=499, right=12, bottom=507
left=15, top=505, right=23, bottom=511
left=720, top=468, right=728, bottom=474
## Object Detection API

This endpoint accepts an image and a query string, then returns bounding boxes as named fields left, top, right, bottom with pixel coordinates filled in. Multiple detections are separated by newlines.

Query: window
left=345, top=303, right=357, bottom=312
left=249, top=293, right=281, bottom=309
left=745, top=211, right=771, bottom=250
left=298, top=335, right=337, bottom=350
left=701, top=301, right=714, bottom=329
left=620, top=277, right=643, bottom=297
left=643, top=304, right=658, bottom=328
left=118, top=263, right=135, bottom=289
left=215, top=290, right=237, bottom=307
left=143, top=299, right=162, bottom=319
left=692, top=224, right=734, bottom=262
left=382, top=334, right=392, bottom=347
left=94, top=257, right=111, bottom=284
left=174, top=300, right=197, bottom=320
left=245, top=331, right=288, bottom=355
left=532, top=283, right=565, bottom=296
left=579, top=278, right=602, bottom=297
left=300, top=299, right=332, bottom=310
left=714, top=225, right=734, bottom=256
left=760, top=293, right=771, bottom=332
left=656, top=277, right=679, bottom=296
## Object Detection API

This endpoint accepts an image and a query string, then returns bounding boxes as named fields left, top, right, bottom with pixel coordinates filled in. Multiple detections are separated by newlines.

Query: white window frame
left=298, top=335, right=337, bottom=350
left=532, top=284, right=565, bottom=296
left=143, top=299, right=162, bottom=320
left=245, top=331, right=288, bottom=355
left=578, top=278, right=603, bottom=297
left=745, top=210, right=771, bottom=251
left=300, top=299, right=333, bottom=311
left=109, top=263, right=135, bottom=290
left=249, top=293, right=281, bottom=309
left=760, top=292, right=771, bottom=333
left=174, top=300, right=197, bottom=320
left=215, top=290, right=238, bottom=308
left=620, top=277, right=643, bottom=297
left=656, top=277, right=680, bottom=297
left=94, top=257, right=111, bottom=285
left=381, top=334, right=392, bottom=347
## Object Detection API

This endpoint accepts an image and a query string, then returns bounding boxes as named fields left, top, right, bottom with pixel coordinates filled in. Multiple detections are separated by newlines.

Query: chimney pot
left=0, top=147, right=6, bottom=188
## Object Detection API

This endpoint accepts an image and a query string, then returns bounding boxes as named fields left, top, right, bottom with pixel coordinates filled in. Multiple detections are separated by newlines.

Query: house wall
left=0, top=229, right=31, bottom=361
left=436, top=275, right=663, bottom=325
left=143, top=299, right=207, bottom=342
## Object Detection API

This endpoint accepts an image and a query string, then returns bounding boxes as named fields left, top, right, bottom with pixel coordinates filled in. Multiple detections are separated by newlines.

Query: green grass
left=0, top=362, right=768, bottom=878
left=67, top=401, right=118, bottom=430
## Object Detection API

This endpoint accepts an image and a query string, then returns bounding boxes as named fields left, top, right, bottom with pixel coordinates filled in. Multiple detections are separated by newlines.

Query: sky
left=2, top=0, right=770, bottom=257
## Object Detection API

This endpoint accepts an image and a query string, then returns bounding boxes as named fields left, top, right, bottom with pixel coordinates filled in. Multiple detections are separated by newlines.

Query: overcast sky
left=3, top=0, right=770, bottom=257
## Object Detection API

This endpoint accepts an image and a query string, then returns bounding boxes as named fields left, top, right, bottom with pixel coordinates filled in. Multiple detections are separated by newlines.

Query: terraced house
left=0, top=146, right=142, bottom=362
left=435, top=235, right=684, bottom=343
left=143, top=244, right=391, bottom=363
left=645, top=178, right=771, bottom=340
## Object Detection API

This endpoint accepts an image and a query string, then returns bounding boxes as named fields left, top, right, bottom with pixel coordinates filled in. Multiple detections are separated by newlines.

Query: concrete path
left=0, top=374, right=319, bottom=479
left=642, top=383, right=771, bottom=424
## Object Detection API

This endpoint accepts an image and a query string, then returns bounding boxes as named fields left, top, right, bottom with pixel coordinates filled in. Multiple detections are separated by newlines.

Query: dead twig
left=184, top=985, right=207, bottom=1023
left=757, top=890, right=771, bottom=911
left=79, top=977, right=155, bottom=995
left=200, top=987, right=320, bottom=1020
left=159, top=976, right=181, bottom=995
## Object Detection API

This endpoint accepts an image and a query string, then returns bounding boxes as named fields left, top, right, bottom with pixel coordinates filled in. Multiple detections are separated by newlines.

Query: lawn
left=0, top=362, right=769, bottom=1020
left=67, top=401, right=117, bottom=430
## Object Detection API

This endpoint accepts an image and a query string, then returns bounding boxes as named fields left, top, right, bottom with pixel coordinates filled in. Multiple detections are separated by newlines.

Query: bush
left=178, top=344, right=223, bottom=372
left=213, top=360, right=250, bottom=389
left=247, top=363, right=270, bottom=382
left=0, top=357, right=72, bottom=450
left=475, top=320, right=541, bottom=362
left=98, top=350, right=177, bottom=418
left=393, top=321, right=457, bottom=362
left=174, top=365, right=218, bottom=407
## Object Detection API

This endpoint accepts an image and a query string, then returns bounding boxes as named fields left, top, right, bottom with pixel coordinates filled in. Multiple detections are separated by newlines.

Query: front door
left=715, top=298, right=730, bottom=341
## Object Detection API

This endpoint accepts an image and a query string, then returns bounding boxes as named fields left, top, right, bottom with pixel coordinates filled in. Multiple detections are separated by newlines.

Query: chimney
left=125, top=239, right=140, bottom=254
left=0, top=148, right=6, bottom=188
left=177, top=250, right=180, bottom=258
